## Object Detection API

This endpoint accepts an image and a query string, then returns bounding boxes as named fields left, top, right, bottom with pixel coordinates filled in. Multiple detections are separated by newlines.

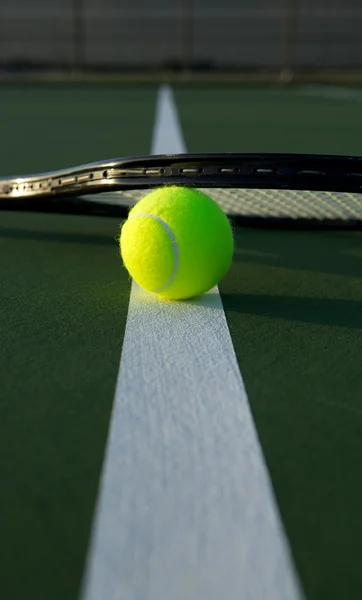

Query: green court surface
left=1, top=85, right=362, bottom=600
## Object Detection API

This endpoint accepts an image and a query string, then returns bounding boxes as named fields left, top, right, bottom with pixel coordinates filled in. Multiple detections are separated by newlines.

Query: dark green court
left=1, top=84, right=362, bottom=600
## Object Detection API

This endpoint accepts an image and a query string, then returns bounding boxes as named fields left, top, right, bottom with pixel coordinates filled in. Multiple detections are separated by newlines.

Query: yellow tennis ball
left=120, top=186, right=233, bottom=300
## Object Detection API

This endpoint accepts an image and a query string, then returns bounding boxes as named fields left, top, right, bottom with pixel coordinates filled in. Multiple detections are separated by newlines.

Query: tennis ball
left=120, top=186, right=233, bottom=300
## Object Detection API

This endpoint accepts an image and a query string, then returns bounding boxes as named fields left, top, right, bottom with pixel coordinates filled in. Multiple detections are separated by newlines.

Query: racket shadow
left=0, top=226, right=116, bottom=247
left=221, top=292, right=362, bottom=330
left=232, top=228, right=362, bottom=280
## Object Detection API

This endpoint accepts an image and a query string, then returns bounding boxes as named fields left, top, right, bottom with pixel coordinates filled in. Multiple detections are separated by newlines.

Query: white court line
left=300, top=84, right=362, bottom=102
left=151, top=84, right=186, bottom=154
left=81, top=85, right=304, bottom=600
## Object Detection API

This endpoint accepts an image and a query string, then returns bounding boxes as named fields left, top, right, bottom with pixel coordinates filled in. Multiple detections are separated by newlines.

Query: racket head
left=1, top=153, right=362, bottom=229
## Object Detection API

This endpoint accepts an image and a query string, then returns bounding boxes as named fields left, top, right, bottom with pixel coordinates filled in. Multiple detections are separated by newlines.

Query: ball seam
left=128, top=212, right=179, bottom=293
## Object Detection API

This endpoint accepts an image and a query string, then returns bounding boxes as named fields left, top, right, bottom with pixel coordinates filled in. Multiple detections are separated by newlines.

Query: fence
left=0, top=1, right=362, bottom=72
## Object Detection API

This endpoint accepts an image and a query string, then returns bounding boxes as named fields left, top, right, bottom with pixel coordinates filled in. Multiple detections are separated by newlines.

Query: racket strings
left=85, top=188, right=362, bottom=222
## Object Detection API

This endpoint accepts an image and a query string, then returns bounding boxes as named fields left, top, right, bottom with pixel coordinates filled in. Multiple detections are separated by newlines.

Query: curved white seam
left=128, top=213, right=179, bottom=293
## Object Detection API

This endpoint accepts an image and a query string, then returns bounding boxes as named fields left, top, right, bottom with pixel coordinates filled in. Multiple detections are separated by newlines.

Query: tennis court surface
left=1, top=84, right=362, bottom=600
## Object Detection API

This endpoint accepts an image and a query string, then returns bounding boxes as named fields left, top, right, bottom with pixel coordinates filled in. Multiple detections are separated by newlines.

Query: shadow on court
left=232, top=228, right=362, bottom=280
left=221, top=292, right=362, bottom=330
left=0, top=225, right=117, bottom=246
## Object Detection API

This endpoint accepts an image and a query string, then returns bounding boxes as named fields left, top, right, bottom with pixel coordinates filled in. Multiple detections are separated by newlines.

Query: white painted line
left=151, top=84, right=186, bottom=154
left=300, top=85, right=362, bottom=102
left=82, top=287, right=303, bottom=600
left=81, top=84, right=304, bottom=600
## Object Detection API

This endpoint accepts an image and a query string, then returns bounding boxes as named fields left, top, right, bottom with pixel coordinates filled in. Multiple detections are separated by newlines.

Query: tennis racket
left=1, top=153, right=362, bottom=228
